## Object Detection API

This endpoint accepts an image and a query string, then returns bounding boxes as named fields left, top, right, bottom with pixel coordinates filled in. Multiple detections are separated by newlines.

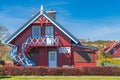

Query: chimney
left=46, top=10, right=56, bottom=20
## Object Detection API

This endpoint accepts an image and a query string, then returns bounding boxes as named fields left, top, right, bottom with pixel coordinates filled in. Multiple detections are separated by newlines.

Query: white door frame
left=48, top=51, right=57, bottom=68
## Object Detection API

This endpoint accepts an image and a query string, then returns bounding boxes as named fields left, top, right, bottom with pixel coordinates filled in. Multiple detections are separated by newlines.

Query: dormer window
left=32, top=25, right=41, bottom=38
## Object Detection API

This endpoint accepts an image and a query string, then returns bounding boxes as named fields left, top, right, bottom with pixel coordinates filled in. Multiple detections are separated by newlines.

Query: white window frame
left=45, top=26, right=54, bottom=45
left=48, top=51, right=57, bottom=68
left=59, top=47, right=71, bottom=53
left=45, top=26, right=54, bottom=38
left=32, top=25, right=41, bottom=38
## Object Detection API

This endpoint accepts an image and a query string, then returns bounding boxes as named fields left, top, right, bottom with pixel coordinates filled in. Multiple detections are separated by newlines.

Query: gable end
left=5, top=8, right=79, bottom=44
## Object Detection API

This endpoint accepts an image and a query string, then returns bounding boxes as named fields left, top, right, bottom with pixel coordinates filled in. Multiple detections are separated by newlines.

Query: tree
left=0, top=25, right=10, bottom=42
left=0, top=25, right=10, bottom=60
left=0, top=45, right=10, bottom=59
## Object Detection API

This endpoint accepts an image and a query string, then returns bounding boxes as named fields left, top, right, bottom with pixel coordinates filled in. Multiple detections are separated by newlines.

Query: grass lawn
left=97, top=62, right=120, bottom=67
left=1, top=76, right=120, bottom=80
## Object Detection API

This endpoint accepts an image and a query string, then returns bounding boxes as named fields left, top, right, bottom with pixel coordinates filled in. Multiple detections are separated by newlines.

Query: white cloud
left=56, top=14, right=120, bottom=41
left=92, top=25, right=120, bottom=36
left=1, top=5, right=120, bottom=41
left=0, top=6, right=31, bottom=33
left=0, top=16, right=26, bottom=33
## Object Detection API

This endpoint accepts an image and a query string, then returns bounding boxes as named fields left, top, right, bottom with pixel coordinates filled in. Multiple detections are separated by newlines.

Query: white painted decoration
left=59, top=47, right=71, bottom=53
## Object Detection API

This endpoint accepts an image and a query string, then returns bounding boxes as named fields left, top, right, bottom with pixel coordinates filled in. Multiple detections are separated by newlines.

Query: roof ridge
left=5, top=12, right=40, bottom=44
left=5, top=7, right=79, bottom=44
left=105, top=42, right=118, bottom=53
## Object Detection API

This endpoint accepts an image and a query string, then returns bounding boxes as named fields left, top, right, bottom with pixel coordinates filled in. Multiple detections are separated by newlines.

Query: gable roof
left=71, top=44, right=98, bottom=51
left=5, top=6, right=79, bottom=44
left=78, top=44, right=98, bottom=51
left=105, top=42, right=119, bottom=53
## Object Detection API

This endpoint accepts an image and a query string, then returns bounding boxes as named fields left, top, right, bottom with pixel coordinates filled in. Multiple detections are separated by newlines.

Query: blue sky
left=0, top=0, right=120, bottom=41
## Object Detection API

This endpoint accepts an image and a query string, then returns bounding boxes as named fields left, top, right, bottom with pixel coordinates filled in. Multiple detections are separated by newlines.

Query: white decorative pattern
left=59, top=47, right=71, bottom=53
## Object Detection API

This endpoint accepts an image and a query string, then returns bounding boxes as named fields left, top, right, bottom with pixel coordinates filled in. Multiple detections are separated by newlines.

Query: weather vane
left=32, top=8, right=36, bottom=16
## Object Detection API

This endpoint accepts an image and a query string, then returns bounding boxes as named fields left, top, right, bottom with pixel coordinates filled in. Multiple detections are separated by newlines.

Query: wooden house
left=5, top=6, right=98, bottom=67
left=104, top=42, right=120, bottom=58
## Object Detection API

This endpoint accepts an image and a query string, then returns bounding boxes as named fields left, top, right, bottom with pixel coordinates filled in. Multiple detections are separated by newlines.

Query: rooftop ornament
left=40, top=5, right=43, bottom=14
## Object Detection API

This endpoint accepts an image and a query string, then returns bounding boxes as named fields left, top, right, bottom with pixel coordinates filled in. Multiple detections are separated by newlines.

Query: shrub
left=1, top=66, right=120, bottom=76
left=2, top=66, right=48, bottom=76
left=63, top=68, right=84, bottom=76
left=0, top=60, right=5, bottom=65
left=38, top=67, right=47, bottom=76
left=0, top=66, right=85, bottom=76
left=83, top=66, right=120, bottom=76
left=47, top=68, right=63, bottom=76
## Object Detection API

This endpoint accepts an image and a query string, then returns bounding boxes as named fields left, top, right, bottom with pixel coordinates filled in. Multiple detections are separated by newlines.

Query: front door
left=48, top=51, right=57, bottom=68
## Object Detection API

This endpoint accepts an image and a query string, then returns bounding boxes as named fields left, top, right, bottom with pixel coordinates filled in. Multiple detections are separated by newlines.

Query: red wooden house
left=5, top=6, right=98, bottom=67
left=104, top=42, right=120, bottom=58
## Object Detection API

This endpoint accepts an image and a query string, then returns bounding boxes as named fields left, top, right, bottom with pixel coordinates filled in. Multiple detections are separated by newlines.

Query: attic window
left=45, top=26, right=54, bottom=37
left=32, top=25, right=41, bottom=38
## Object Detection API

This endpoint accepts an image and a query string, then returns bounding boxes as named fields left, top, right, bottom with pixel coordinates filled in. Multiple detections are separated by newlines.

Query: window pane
left=76, top=51, right=94, bottom=62
left=45, top=26, right=53, bottom=37
left=50, top=53, right=55, bottom=61
left=32, top=25, right=41, bottom=37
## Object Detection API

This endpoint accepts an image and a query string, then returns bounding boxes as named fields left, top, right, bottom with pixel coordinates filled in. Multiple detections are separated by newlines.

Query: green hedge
left=0, top=66, right=120, bottom=76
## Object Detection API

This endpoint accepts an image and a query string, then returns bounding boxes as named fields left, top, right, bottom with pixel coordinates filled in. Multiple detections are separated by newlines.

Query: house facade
left=5, top=6, right=98, bottom=67
left=104, top=42, right=120, bottom=58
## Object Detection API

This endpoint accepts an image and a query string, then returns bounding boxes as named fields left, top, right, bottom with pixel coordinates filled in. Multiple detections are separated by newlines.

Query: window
left=112, top=48, right=117, bottom=54
left=32, top=25, right=41, bottom=38
left=76, top=51, right=94, bottom=62
left=45, top=26, right=54, bottom=45
left=50, top=53, right=56, bottom=61
left=45, top=26, right=54, bottom=38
